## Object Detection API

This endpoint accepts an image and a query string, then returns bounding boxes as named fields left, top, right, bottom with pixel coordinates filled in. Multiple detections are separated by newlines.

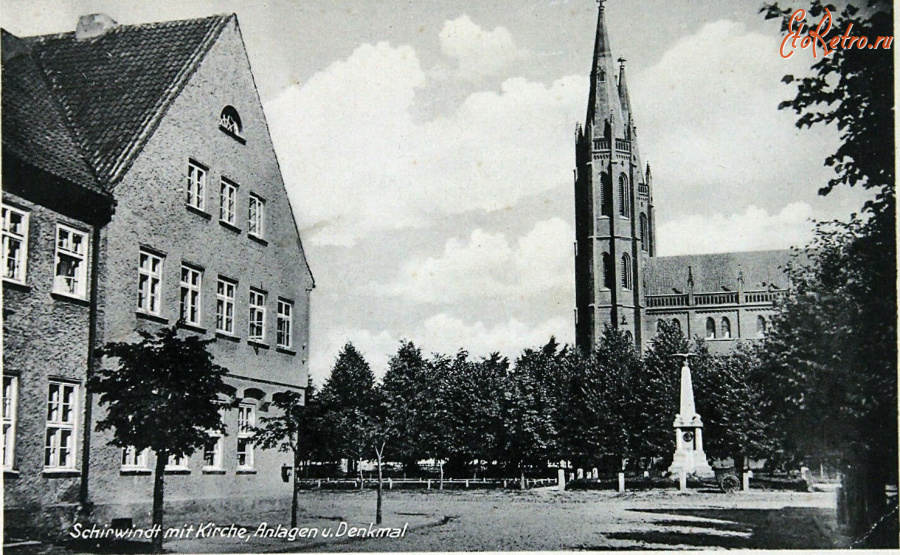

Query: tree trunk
left=151, top=449, right=167, bottom=554
left=359, top=458, right=364, bottom=490
left=291, top=440, right=301, bottom=528
left=439, top=460, right=444, bottom=490
left=519, top=463, right=526, bottom=490
left=375, top=444, right=384, bottom=525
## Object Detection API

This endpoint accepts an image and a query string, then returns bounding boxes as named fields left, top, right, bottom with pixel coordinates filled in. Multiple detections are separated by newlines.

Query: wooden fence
left=297, top=477, right=558, bottom=490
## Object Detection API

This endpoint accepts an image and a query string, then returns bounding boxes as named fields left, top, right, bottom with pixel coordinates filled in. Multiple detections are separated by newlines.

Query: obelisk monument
left=667, top=354, right=714, bottom=478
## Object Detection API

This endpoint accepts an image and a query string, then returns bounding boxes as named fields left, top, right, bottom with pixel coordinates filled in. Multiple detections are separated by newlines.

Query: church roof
left=644, top=250, right=793, bottom=295
left=3, top=14, right=232, bottom=187
left=1, top=30, right=101, bottom=193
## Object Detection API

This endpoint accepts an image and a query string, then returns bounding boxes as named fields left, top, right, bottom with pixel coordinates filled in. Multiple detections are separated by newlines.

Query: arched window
left=640, top=213, right=649, bottom=251
left=625, top=331, right=634, bottom=345
left=671, top=318, right=681, bottom=334
left=721, top=317, right=732, bottom=339
left=601, top=173, right=612, bottom=216
left=706, top=317, right=716, bottom=339
left=656, top=319, right=664, bottom=332
left=602, top=252, right=613, bottom=289
left=756, top=315, right=767, bottom=337
left=220, top=106, right=243, bottom=137
left=618, top=174, right=631, bottom=218
left=621, top=253, right=631, bottom=290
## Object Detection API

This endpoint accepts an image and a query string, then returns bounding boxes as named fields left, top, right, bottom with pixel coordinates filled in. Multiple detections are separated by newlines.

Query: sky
left=2, top=1, right=872, bottom=384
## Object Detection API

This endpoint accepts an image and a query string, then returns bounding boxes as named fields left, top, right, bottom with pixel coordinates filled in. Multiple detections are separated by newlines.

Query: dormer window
left=219, top=106, right=245, bottom=143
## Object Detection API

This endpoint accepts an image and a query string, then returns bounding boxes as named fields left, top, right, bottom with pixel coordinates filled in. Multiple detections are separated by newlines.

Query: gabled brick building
left=3, top=13, right=314, bottom=534
left=574, top=2, right=791, bottom=354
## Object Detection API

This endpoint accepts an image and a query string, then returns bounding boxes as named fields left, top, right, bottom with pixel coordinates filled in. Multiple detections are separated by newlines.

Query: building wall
left=2, top=188, right=96, bottom=523
left=644, top=304, right=776, bottom=354
left=86, top=19, right=312, bottom=513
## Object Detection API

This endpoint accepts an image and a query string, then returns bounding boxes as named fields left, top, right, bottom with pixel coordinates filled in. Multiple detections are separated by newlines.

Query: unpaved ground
left=16, top=488, right=845, bottom=553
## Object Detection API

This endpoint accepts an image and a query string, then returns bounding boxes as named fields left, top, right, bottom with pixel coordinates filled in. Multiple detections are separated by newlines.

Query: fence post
left=503, top=479, right=507, bottom=489
left=558, top=468, right=565, bottom=491
left=679, top=471, right=687, bottom=491
left=427, top=479, right=431, bottom=490
left=389, top=478, right=393, bottom=490
left=465, top=480, right=469, bottom=488
left=618, top=472, right=625, bottom=493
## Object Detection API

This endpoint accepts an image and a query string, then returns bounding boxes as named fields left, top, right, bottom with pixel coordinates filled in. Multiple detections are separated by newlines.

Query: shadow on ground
left=583, top=507, right=845, bottom=550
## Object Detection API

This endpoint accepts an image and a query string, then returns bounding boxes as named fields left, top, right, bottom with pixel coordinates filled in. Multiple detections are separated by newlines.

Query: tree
left=317, top=343, right=377, bottom=484
left=760, top=1, right=895, bottom=541
left=252, top=386, right=322, bottom=528
left=380, top=341, right=433, bottom=474
left=91, top=323, right=230, bottom=553
left=636, top=321, right=687, bottom=466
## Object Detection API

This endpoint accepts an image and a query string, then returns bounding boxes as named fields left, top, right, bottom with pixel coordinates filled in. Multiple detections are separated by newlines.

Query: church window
left=705, top=317, right=716, bottom=339
left=602, top=253, right=613, bottom=289
left=219, top=106, right=243, bottom=138
left=671, top=318, right=681, bottom=333
left=601, top=173, right=612, bottom=216
left=721, top=317, right=732, bottom=339
left=621, top=253, right=631, bottom=290
left=756, top=315, right=767, bottom=337
left=625, top=331, right=634, bottom=344
left=618, top=174, right=631, bottom=218
left=640, top=213, right=649, bottom=251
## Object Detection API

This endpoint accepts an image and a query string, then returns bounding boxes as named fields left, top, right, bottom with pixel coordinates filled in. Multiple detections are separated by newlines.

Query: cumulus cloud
left=265, top=40, right=585, bottom=246
left=384, top=218, right=574, bottom=303
left=439, top=15, right=528, bottom=77
left=657, top=202, right=815, bottom=256
left=631, top=20, right=839, bottom=217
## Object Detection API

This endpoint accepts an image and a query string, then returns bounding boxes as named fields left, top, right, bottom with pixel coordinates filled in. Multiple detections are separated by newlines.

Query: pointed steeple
left=617, top=58, right=631, bottom=121
left=585, top=0, right=624, bottom=138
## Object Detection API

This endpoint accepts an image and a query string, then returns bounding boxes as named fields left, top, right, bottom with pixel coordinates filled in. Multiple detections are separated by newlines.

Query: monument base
left=668, top=448, right=715, bottom=479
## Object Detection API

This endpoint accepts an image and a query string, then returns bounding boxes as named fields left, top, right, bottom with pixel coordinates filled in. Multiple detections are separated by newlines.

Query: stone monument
left=667, top=354, right=714, bottom=478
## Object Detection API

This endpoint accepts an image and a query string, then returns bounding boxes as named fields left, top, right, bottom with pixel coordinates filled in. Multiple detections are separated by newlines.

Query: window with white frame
left=2, top=205, right=28, bottom=283
left=3, top=375, right=18, bottom=470
left=45, top=381, right=78, bottom=470
left=216, top=278, right=236, bottom=334
left=54, top=225, right=88, bottom=298
left=219, top=180, right=237, bottom=225
left=138, top=249, right=163, bottom=315
left=249, top=289, right=266, bottom=342
left=203, top=407, right=225, bottom=470
left=186, top=161, right=207, bottom=211
left=166, top=453, right=189, bottom=470
left=121, top=446, right=148, bottom=470
left=237, top=404, right=255, bottom=469
left=277, top=300, right=292, bottom=349
left=248, top=194, right=265, bottom=238
left=180, top=265, right=202, bottom=326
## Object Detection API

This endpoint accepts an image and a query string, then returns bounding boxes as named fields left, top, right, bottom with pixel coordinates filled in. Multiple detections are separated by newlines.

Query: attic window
left=219, top=106, right=245, bottom=143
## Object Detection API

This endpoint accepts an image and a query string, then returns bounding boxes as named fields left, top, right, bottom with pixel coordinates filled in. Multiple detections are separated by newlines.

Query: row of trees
left=275, top=324, right=773, bottom=485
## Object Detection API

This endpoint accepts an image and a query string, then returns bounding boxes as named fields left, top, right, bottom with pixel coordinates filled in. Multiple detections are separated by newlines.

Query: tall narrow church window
left=671, top=318, right=681, bottom=333
left=618, top=174, right=631, bottom=218
left=625, top=331, right=634, bottom=345
left=640, top=213, right=649, bottom=251
left=602, top=253, right=613, bottom=289
left=721, top=317, right=732, bottom=339
left=705, top=317, right=716, bottom=339
left=601, top=173, right=612, bottom=216
left=621, top=253, right=631, bottom=290
left=756, top=316, right=767, bottom=337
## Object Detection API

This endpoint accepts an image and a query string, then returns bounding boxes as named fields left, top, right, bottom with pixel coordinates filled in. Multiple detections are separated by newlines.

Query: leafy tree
left=317, top=343, right=377, bottom=484
left=636, top=321, right=687, bottom=466
left=761, top=1, right=895, bottom=540
left=504, top=340, right=558, bottom=488
left=380, top=341, right=433, bottom=473
left=91, top=323, right=230, bottom=553
left=252, top=385, right=322, bottom=527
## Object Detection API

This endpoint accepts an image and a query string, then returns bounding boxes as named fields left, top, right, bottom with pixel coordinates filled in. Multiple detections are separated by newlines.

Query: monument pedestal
left=667, top=355, right=714, bottom=479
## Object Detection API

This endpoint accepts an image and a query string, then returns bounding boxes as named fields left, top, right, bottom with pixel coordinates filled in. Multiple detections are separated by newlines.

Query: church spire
left=585, top=0, right=624, bottom=137
left=617, top=57, right=633, bottom=133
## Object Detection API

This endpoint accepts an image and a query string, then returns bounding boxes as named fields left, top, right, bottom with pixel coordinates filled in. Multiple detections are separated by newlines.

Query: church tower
left=574, top=0, right=656, bottom=352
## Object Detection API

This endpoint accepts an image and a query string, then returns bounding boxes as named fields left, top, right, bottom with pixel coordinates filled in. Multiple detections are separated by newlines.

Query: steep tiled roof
left=25, top=14, right=231, bottom=185
left=644, top=250, right=792, bottom=295
left=1, top=30, right=101, bottom=193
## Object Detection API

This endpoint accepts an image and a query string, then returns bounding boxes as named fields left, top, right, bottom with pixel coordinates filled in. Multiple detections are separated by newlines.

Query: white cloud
left=631, top=20, right=839, bottom=217
left=439, top=15, right=528, bottom=77
left=657, top=202, right=815, bottom=256
left=384, top=217, right=574, bottom=303
left=309, top=327, right=399, bottom=385
left=266, top=40, right=585, bottom=246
